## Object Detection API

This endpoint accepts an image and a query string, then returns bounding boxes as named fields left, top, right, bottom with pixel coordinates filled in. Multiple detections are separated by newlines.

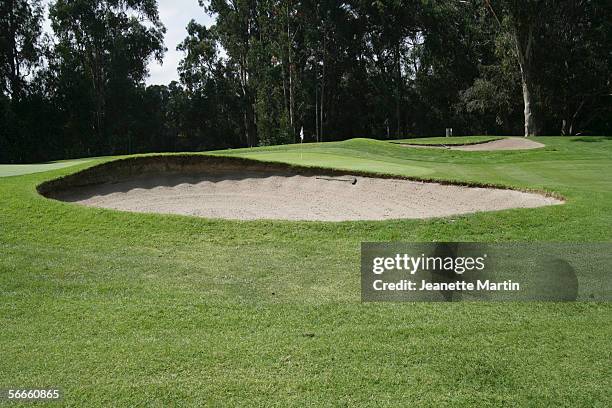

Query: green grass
left=392, top=136, right=503, bottom=145
left=1, top=136, right=611, bottom=406
left=0, top=159, right=91, bottom=177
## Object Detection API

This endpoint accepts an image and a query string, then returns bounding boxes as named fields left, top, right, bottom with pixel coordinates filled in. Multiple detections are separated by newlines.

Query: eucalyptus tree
left=0, top=0, right=47, bottom=163
left=0, top=0, right=45, bottom=100
left=479, top=0, right=611, bottom=136
left=537, top=0, right=612, bottom=135
left=478, top=0, right=546, bottom=136
left=49, top=0, right=166, bottom=152
left=207, top=0, right=259, bottom=146
left=177, top=20, right=244, bottom=148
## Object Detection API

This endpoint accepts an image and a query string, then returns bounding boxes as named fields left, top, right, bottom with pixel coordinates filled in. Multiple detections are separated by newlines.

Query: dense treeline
left=1, top=0, right=610, bottom=163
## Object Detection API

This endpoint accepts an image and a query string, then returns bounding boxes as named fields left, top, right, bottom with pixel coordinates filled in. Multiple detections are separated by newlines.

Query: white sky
left=42, top=0, right=215, bottom=85
left=148, top=1, right=215, bottom=85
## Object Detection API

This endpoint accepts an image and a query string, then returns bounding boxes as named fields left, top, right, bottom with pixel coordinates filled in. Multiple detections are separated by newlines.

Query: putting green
left=227, top=151, right=436, bottom=177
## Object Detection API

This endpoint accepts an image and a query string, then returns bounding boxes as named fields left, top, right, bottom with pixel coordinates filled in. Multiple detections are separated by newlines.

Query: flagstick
left=299, top=126, right=304, bottom=160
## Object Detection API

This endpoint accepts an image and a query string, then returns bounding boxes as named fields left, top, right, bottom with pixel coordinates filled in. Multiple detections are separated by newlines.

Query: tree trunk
left=239, top=57, right=250, bottom=147
left=86, top=46, right=106, bottom=150
left=511, top=11, right=539, bottom=137
left=287, top=4, right=295, bottom=142
left=7, top=0, right=21, bottom=100
left=315, top=84, right=319, bottom=142
left=320, top=35, right=325, bottom=142
left=395, top=42, right=402, bottom=138
left=241, top=80, right=250, bottom=147
left=519, top=64, right=537, bottom=137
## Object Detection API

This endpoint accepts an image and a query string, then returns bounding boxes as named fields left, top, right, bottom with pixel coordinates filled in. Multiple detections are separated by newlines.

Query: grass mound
left=392, top=136, right=503, bottom=146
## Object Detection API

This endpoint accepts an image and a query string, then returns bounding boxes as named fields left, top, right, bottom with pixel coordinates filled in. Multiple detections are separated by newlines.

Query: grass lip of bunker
left=37, top=154, right=564, bottom=222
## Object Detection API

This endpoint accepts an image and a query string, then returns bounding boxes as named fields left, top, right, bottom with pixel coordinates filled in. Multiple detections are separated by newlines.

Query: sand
left=53, top=169, right=562, bottom=221
left=402, top=137, right=545, bottom=151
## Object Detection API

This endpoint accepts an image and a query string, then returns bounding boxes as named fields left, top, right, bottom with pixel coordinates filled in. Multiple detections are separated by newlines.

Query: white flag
left=300, top=127, right=304, bottom=142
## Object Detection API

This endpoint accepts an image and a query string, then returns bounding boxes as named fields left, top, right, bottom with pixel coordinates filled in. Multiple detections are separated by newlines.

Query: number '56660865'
left=6, top=389, right=61, bottom=400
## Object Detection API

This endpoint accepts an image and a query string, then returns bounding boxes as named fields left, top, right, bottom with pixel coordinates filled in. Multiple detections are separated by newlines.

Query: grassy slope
left=392, top=136, right=502, bottom=145
left=0, top=136, right=611, bottom=407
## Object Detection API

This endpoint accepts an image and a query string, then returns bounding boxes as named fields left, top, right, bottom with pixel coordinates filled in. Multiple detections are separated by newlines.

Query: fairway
left=0, top=159, right=90, bottom=178
left=1, top=136, right=611, bottom=406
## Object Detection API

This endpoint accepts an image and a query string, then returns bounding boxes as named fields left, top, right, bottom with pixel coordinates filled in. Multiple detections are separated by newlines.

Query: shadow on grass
left=569, top=136, right=612, bottom=143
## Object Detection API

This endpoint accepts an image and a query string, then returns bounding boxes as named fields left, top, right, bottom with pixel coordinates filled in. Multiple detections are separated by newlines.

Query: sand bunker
left=44, top=157, right=562, bottom=221
left=403, top=137, right=545, bottom=151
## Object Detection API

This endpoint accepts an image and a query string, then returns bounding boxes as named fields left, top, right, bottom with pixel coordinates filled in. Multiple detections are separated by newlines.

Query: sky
left=148, top=1, right=215, bottom=85
left=42, top=1, right=215, bottom=86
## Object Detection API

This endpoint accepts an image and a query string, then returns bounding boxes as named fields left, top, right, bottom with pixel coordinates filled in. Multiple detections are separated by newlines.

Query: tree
left=0, top=0, right=48, bottom=163
left=49, top=0, right=166, bottom=153
left=0, top=0, right=45, bottom=100
left=177, top=20, right=244, bottom=149
left=207, top=0, right=258, bottom=147
left=537, top=0, right=612, bottom=135
left=482, top=0, right=611, bottom=136
left=2, top=0, right=612, bottom=164
left=482, top=0, right=544, bottom=136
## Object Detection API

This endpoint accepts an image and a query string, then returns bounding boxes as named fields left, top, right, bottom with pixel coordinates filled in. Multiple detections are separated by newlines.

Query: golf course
left=1, top=136, right=610, bottom=406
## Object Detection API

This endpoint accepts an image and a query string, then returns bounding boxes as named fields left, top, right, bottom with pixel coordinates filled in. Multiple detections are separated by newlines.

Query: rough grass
left=0, top=136, right=611, bottom=406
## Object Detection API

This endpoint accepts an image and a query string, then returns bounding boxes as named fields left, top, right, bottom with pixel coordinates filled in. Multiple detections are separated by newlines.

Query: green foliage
left=0, top=0, right=45, bottom=99
left=469, top=0, right=612, bottom=135
left=0, top=0, right=611, bottom=163
left=48, top=0, right=167, bottom=154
